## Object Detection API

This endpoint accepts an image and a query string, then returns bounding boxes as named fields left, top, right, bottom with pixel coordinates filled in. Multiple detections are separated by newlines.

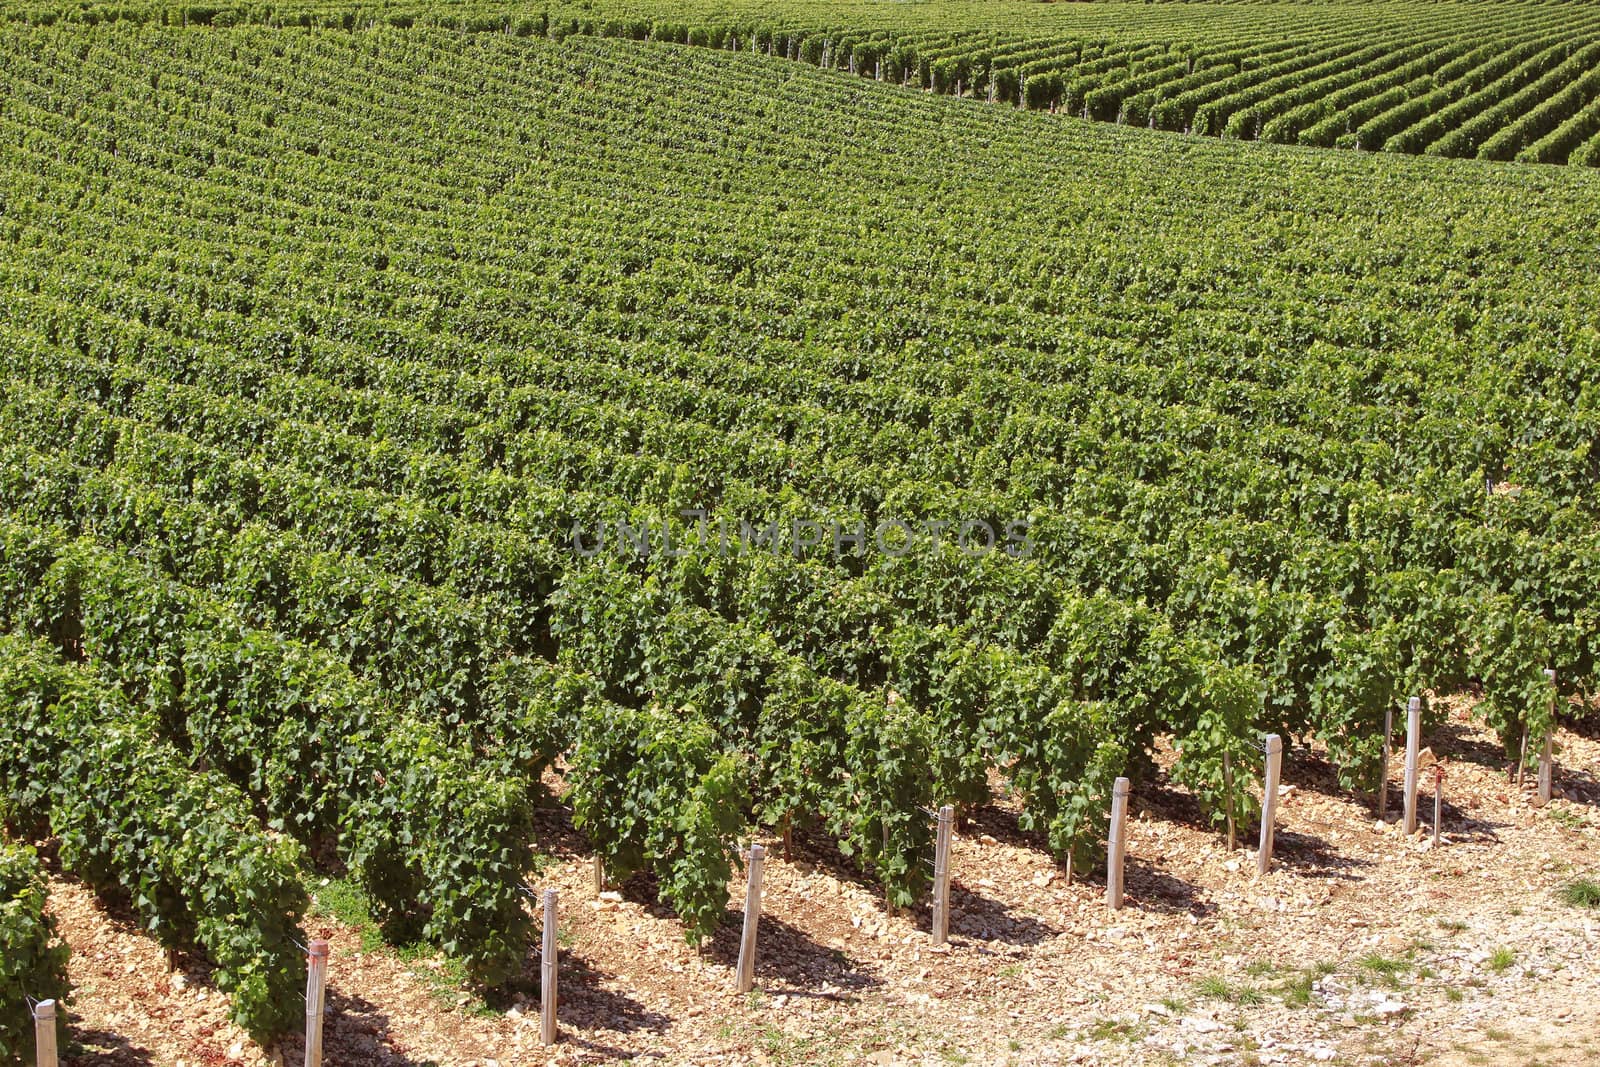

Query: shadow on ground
left=699, top=907, right=880, bottom=1001
left=64, top=1028, right=156, bottom=1067
left=277, top=990, right=440, bottom=1067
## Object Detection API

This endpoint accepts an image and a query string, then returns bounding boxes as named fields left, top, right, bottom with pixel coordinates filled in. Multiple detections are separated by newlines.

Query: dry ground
left=44, top=693, right=1600, bottom=1066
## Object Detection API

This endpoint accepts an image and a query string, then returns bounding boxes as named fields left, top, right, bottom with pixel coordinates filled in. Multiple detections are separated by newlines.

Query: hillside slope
left=1, top=19, right=1599, bottom=1062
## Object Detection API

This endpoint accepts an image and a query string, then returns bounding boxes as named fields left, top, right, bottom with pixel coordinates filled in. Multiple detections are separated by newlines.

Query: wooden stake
left=932, top=805, right=953, bottom=946
left=1403, top=697, right=1422, bottom=835
left=541, top=890, right=558, bottom=1045
left=1222, top=751, right=1236, bottom=851
left=1538, top=668, right=1556, bottom=805
left=1106, top=777, right=1130, bottom=910
left=1433, top=766, right=1444, bottom=847
left=591, top=855, right=603, bottom=898
left=735, top=845, right=766, bottom=995
left=33, top=999, right=58, bottom=1067
left=1257, top=735, right=1283, bottom=878
left=1518, top=726, right=1529, bottom=788
left=304, top=939, right=329, bottom=1067
left=1378, top=702, right=1394, bottom=820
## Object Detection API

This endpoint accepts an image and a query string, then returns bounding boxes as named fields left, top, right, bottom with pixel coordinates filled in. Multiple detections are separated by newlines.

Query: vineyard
left=1, top=1, right=1599, bottom=1062
left=10, top=2, right=1600, bottom=163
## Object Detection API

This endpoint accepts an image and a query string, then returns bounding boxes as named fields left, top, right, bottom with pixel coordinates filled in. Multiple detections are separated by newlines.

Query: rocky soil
left=44, top=693, right=1600, bottom=1066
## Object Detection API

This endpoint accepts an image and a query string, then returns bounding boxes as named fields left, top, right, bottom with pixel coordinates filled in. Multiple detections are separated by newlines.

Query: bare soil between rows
left=45, top=694, right=1600, bottom=1066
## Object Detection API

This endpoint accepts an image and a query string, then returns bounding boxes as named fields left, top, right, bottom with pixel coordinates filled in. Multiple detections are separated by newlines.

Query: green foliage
left=349, top=723, right=536, bottom=985
left=0, top=635, right=306, bottom=1043
left=0, top=528, right=543, bottom=988
left=1171, top=663, right=1266, bottom=833
left=0, top=7, right=1596, bottom=974
left=835, top=695, right=936, bottom=905
left=566, top=704, right=744, bottom=944
left=1470, top=595, right=1555, bottom=761
left=0, top=843, right=71, bottom=1063
left=1310, top=625, right=1401, bottom=791
left=1559, top=877, right=1600, bottom=908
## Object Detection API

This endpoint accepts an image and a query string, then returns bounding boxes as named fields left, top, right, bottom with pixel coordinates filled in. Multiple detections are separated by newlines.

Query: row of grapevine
left=1262, top=38, right=1474, bottom=146
left=7, top=0, right=1600, bottom=162
left=1, top=23, right=1597, bottom=1044
left=3, top=267, right=1587, bottom=825
left=0, top=502, right=544, bottom=994
left=1519, top=91, right=1600, bottom=164
left=0, top=634, right=306, bottom=1042
left=1427, top=41, right=1600, bottom=158
left=0, top=843, right=70, bottom=1062
left=0, top=369, right=1154, bottom=906
left=1479, top=57, right=1600, bottom=161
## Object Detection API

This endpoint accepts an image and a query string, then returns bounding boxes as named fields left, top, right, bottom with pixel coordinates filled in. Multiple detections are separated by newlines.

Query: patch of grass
left=1559, top=877, right=1600, bottom=908
left=1357, top=952, right=1411, bottom=987
left=1192, top=975, right=1264, bottom=1005
left=400, top=948, right=497, bottom=1017
left=1159, top=995, right=1190, bottom=1014
left=1244, top=959, right=1275, bottom=977
left=1548, top=808, right=1590, bottom=831
left=1487, top=947, right=1517, bottom=973
left=1358, top=953, right=1407, bottom=978
left=1444, top=986, right=1465, bottom=1003
left=1083, top=1018, right=1145, bottom=1043
left=1278, top=972, right=1314, bottom=1008
left=756, top=1022, right=820, bottom=1065
left=308, top=876, right=384, bottom=953
left=1437, top=917, right=1469, bottom=932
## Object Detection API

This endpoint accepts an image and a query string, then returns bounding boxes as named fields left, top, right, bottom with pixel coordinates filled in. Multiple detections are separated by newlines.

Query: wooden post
left=304, top=939, right=329, bottom=1067
left=1433, top=766, right=1444, bottom=847
left=33, top=999, right=57, bottom=1067
left=931, top=805, right=953, bottom=946
left=1538, top=668, right=1556, bottom=805
left=1257, top=735, right=1283, bottom=877
left=592, top=855, right=603, bottom=897
left=1107, top=777, right=1130, bottom=909
left=1378, top=702, right=1394, bottom=819
left=1222, top=751, right=1236, bottom=851
left=1403, top=697, right=1422, bottom=835
left=882, top=822, right=891, bottom=910
left=735, top=845, right=765, bottom=994
left=1518, top=726, right=1529, bottom=787
left=541, top=890, right=558, bottom=1045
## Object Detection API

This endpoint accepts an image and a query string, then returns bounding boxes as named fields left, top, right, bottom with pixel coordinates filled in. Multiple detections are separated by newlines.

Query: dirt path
left=46, top=695, right=1600, bottom=1066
